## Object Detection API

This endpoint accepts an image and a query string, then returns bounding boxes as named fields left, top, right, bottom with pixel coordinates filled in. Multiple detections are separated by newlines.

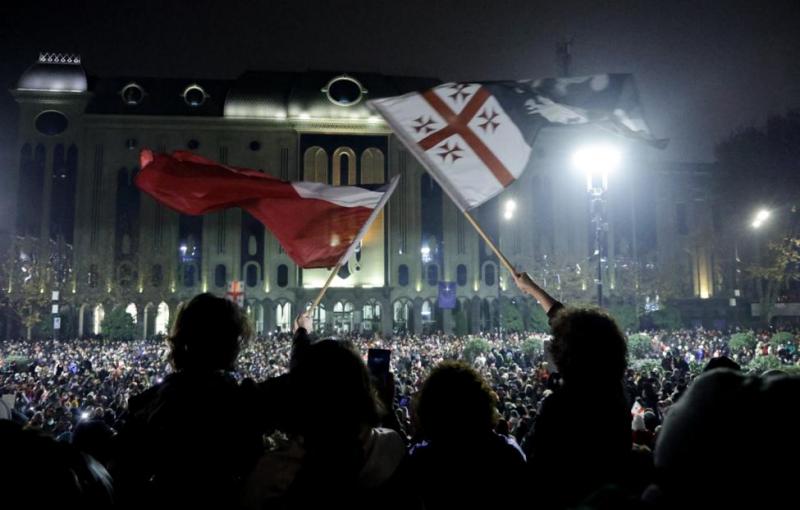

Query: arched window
left=277, top=264, right=289, bottom=287
left=362, top=300, right=382, bottom=332
left=214, top=264, right=226, bottom=288
left=303, top=146, right=328, bottom=183
left=398, top=264, right=409, bottom=287
left=151, top=264, right=163, bottom=287
left=275, top=302, right=292, bottom=332
left=332, top=147, right=356, bottom=185
left=457, top=264, right=468, bottom=287
left=393, top=299, right=413, bottom=332
left=117, top=262, right=135, bottom=287
left=155, top=302, right=170, bottom=335
left=93, top=304, right=105, bottom=335
left=363, top=300, right=381, bottom=320
left=125, top=303, right=138, bottom=324
left=421, top=300, right=433, bottom=321
left=332, top=300, right=354, bottom=333
left=360, top=148, right=385, bottom=184
left=88, top=264, right=99, bottom=288
left=183, top=263, right=197, bottom=287
left=483, top=263, right=496, bottom=287
left=427, top=264, right=439, bottom=287
left=304, top=302, right=327, bottom=327
left=245, top=263, right=259, bottom=287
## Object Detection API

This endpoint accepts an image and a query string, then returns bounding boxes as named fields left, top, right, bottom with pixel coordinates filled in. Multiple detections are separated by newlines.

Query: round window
left=120, top=83, right=145, bottom=106
left=35, top=111, right=69, bottom=136
left=323, top=76, right=365, bottom=107
left=183, top=84, right=207, bottom=107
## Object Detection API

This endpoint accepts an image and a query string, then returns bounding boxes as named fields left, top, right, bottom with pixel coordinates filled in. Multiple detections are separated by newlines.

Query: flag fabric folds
left=135, top=150, right=398, bottom=269
left=369, top=74, right=666, bottom=211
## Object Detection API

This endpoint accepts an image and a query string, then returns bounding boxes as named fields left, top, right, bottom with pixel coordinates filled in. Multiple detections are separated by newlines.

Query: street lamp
left=503, top=199, right=517, bottom=221
left=751, top=208, right=770, bottom=229
left=572, top=144, right=622, bottom=307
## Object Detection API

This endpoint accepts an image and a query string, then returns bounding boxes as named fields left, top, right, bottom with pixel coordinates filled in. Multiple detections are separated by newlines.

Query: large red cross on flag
left=369, top=82, right=532, bottom=211
left=226, top=281, right=245, bottom=308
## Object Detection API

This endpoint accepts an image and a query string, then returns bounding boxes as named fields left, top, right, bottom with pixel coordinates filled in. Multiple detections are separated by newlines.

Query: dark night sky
left=1, top=0, right=799, bottom=228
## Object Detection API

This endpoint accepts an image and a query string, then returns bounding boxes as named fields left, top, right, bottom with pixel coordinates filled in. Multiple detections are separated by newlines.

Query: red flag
left=135, top=150, right=398, bottom=268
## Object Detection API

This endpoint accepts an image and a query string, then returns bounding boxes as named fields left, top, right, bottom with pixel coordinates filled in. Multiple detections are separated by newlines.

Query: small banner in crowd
left=438, top=281, right=457, bottom=309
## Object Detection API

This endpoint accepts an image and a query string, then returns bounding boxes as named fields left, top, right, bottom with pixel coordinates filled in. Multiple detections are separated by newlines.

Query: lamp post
left=572, top=145, right=621, bottom=308
left=731, top=209, right=774, bottom=312
left=499, top=198, right=517, bottom=334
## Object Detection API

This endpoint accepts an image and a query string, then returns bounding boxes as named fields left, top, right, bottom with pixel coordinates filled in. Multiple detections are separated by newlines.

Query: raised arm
left=513, top=271, right=562, bottom=318
left=289, top=312, right=314, bottom=370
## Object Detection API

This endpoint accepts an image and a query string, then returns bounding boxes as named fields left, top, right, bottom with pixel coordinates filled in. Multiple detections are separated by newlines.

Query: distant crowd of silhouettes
left=1, top=271, right=798, bottom=509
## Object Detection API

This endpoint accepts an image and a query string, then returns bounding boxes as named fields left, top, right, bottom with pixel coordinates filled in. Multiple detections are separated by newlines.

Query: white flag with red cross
left=226, top=280, right=245, bottom=308
left=369, top=75, right=665, bottom=211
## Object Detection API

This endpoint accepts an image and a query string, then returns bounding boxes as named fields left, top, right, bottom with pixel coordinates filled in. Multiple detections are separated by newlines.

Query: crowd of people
left=1, top=274, right=799, bottom=509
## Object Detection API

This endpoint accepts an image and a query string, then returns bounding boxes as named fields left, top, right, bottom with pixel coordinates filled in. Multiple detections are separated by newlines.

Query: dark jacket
left=524, top=301, right=633, bottom=508
left=407, top=432, right=527, bottom=509
left=113, top=370, right=265, bottom=509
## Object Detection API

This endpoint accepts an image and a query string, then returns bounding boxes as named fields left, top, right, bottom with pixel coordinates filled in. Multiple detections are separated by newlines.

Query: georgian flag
left=369, top=74, right=665, bottom=211
left=135, top=150, right=398, bottom=268
left=226, top=280, right=245, bottom=308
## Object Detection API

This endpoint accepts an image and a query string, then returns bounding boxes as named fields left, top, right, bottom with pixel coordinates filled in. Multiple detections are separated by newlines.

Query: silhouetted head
left=0, top=420, right=114, bottom=508
left=167, top=293, right=252, bottom=371
left=290, top=339, right=381, bottom=444
left=702, top=355, right=740, bottom=373
left=549, top=307, right=627, bottom=385
left=655, top=369, right=800, bottom=507
left=415, top=361, right=498, bottom=442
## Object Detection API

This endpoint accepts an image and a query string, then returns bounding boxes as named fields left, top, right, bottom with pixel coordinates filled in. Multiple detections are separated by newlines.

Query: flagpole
left=308, top=259, right=344, bottom=313
left=461, top=210, right=516, bottom=275
left=306, top=175, right=401, bottom=318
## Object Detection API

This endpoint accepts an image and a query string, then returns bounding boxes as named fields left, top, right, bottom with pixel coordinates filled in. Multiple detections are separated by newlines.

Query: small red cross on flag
left=369, top=82, right=532, bottom=211
left=226, top=280, right=245, bottom=308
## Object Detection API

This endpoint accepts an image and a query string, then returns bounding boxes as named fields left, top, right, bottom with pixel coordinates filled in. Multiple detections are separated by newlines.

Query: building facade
left=7, top=54, right=726, bottom=339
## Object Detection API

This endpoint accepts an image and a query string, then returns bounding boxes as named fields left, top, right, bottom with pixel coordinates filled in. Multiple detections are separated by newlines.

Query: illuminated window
left=332, top=147, right=356, bottom=185
left=303, top=146, right=328, bottom=183
left=360, top=148, right=385, bottom=184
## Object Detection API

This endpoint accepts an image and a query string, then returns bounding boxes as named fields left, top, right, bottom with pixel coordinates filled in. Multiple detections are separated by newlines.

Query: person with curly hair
left=514, top=272, right=633, bottom=508
left=113, top=293, right=264, bottom=509
left=407, top=361, right=526, bottom=509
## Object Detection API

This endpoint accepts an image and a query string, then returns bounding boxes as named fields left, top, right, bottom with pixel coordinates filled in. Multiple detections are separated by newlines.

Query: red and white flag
left=135, top=150, right=399, bottom=269
left=369, top=75, right=665, bottom=210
